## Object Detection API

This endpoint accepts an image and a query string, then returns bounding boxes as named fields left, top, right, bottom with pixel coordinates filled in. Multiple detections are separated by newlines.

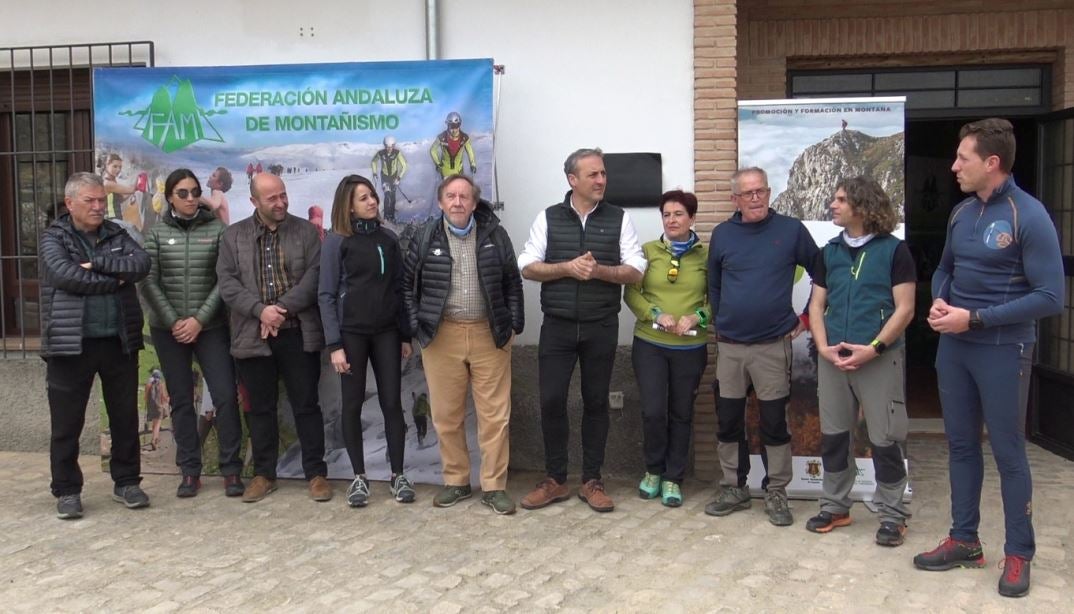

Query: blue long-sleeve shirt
left=932, top=176, right=1064, bottom=345
left=708, top=209, right=819, bottom=343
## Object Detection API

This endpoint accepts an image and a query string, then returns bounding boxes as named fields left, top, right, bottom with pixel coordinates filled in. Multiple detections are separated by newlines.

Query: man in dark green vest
left=518, top=147, right=647, bottom=513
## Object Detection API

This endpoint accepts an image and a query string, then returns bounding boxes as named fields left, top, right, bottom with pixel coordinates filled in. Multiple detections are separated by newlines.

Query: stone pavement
left=0, top=437, right=1070, bottom=613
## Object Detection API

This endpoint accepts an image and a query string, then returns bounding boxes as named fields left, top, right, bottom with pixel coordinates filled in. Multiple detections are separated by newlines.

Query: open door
left=1031, top=109, right=1074, bottom=459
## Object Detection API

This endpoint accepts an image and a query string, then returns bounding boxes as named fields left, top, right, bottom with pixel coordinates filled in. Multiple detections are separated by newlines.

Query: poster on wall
left=737, top=96, right=909, bottom=501
left=93, top=58, right=495, bottom=483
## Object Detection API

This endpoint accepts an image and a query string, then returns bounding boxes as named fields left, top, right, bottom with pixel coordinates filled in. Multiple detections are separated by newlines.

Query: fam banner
left=94, top=59, right=495, bottom=484
left=737, top=97, right=909, bottom=502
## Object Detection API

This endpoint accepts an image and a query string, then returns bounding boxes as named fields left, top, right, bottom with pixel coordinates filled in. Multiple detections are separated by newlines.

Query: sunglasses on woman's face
left=667, top=258, right=680, bottom=283
left=174, top=187, right=202, bottom=199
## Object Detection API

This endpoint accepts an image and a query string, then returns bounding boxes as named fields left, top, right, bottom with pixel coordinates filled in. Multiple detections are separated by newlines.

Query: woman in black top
left=318, top=175, right=414, bottom=507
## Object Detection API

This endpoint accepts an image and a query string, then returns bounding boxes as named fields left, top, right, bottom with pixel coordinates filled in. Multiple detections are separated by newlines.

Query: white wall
left=3, top=0, right=694, bottom=344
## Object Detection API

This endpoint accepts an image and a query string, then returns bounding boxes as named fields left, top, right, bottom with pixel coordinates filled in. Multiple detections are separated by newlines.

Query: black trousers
left=538, top=314, right=618, bottom=483
left=151, top=325, right=243, bottom=477
left=48, top=337, right=141, bottom=497
left=632, top=338, right=708, bottom=483
left=340, top=328, right=405, bottom=475
left=235, top=327, right=326, bottom=480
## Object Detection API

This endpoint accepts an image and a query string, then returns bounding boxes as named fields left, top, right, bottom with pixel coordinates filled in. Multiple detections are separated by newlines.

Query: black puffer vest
left=540, top=193, right=624, bottom=321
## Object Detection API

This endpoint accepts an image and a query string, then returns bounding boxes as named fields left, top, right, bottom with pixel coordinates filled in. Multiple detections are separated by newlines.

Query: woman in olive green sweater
left=139, top=169, right=243, bottom=498
left=624, top=190, right=710, bottom=507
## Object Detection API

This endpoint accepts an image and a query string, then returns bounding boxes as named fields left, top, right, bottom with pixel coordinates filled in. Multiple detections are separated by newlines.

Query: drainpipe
left=425, top=0, right=439, bottom=60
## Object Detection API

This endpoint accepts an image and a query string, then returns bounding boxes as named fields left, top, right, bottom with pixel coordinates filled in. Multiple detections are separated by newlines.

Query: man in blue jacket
left=41, top=172, right=152, bottom=519
left=914, top=118, right=1064, bottom=598
left=705, top=167, right=818, bottom=527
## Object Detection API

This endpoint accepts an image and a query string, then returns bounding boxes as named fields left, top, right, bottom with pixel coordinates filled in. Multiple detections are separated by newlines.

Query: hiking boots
left=176, top=475, right=201, bottom=498
left=578, top=479, right=615, bottom=512
left=764, top=491, right=794, bottom=526
left=704, top=486, right=751, bottom=517
left=56, top=494, right=83, bottom=520
left=112, top=484, right=150, bottom=509
left=242, top=476, right=278, bottom=503
left=875, top=521, right=907, bottom=547
left=638, top=472, right=662, bottom=500
left=805, top=511, right=852, bottom=533
left=223, top=474, right=245, bottom=498
left=346, top=475, right=370, bottom=508
left=481, top=490, right=517, bottom=515
left=912, top=537, right=986, bottom=571
left=520, top=478, right=570, bottom=510
left=390, top=474, right=416, bottom=503
left=433, top=484, right=473, bottom=508
left=998, top=555, right=1030, bottom=598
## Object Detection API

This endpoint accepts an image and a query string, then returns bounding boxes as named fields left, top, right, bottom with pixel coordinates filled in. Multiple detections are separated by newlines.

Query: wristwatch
left=969, top=310, right=984, bottom=331
left=870, top=339, right=887, bottom=355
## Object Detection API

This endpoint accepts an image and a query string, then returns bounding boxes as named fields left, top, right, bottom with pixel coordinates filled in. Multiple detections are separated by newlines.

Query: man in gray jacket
left=217, top=173, right=331, bottom=503
left=42, top=172, right=151, bottom=519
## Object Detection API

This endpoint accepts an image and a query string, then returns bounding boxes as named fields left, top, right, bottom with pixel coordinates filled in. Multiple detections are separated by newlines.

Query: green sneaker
left=661, top=481, right=683, bottom=507
left=433, top=484, right=472, bottom=508
left=481, top=490, right=517, bottom=515
left=638, top=472, right=662, bottom=499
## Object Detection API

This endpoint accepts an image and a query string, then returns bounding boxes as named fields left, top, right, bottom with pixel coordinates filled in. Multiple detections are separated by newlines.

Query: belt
left=717, top=334, right=784, bottom=346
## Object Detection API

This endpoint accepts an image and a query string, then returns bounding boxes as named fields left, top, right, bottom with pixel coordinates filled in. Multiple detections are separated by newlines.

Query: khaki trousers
left=422, top=320, right=512, bottom=491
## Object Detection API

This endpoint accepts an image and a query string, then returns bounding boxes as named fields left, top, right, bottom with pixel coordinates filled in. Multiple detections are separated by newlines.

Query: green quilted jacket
left=139, top=204, right=227, bottom=331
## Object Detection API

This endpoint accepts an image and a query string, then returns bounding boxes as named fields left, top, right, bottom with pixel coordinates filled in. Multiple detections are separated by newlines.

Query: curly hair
left=836, top=176, right=899, bottom=235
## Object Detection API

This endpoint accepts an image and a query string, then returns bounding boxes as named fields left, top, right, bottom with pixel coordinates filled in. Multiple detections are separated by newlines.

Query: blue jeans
left=936, top=335, right=1035, bottom=559
left=151, top=325, right=242, bottom=477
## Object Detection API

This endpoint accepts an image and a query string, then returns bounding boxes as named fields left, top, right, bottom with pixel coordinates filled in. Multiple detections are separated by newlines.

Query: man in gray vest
left=518, top=147, right=646, bottom=513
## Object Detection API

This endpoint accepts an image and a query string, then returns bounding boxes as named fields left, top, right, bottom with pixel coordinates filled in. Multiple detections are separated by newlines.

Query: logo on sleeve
left=983, top=221, right=1013, bottom=250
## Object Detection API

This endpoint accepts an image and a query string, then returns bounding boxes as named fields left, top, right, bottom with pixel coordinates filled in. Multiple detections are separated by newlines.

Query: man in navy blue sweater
left=914, top=118, right=1064, bottom=598
left=705, top=167, right=818, bottom=526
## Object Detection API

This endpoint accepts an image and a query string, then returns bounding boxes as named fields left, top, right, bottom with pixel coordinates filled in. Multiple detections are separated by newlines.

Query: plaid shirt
left=254, top=213, right=294, bottom=305
left=443, top=220, right=486, bottom=321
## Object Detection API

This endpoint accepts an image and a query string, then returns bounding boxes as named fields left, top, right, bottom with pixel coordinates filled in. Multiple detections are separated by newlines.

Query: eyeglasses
left=667, top=258, right=680, bottom=283
left=733, top=187, right=770, bottom=201
left=174, top=187, right=202, bottom=199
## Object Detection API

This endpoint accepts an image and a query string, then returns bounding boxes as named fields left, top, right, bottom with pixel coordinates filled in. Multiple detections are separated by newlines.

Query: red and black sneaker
left=805, top=510, right=852, bottom=534
left=913, top=537, right=986, bottom=571
left=998, top=555, right=1031, bottom=598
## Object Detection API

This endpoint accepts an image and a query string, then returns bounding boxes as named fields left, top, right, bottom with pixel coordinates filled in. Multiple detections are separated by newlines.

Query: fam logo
left=119, top=76, right=225, bottom=153
left=982, top=220, right=1014, bottom=250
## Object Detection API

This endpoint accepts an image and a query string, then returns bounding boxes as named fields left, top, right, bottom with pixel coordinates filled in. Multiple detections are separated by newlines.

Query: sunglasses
left=173, top=187, right=202, bottom=199
left=667, top=258, right=680, bottom=283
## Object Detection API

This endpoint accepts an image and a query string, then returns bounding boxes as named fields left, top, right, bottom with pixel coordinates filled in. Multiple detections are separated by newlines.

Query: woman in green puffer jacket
left=139, top=168, right=244, bottom=499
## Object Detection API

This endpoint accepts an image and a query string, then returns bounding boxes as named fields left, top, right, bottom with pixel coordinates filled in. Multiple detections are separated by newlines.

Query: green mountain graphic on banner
left=121, top=76, right=225, bottom=153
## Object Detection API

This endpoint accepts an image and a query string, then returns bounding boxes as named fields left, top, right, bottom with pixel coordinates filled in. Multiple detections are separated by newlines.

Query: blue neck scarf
left=447, top=215, right=475, bottom=237
left=667, top=231, right=698, bottom=257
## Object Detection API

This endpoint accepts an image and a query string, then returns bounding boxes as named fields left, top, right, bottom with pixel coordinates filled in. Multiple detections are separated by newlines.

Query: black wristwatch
left=969, top=310, right=984, bottom=331
left=870, top=339, right=887, bottom=355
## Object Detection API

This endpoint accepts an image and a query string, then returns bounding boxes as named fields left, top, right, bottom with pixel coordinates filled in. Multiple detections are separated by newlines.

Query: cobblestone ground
left=0, top=437, right=1069, bottom=612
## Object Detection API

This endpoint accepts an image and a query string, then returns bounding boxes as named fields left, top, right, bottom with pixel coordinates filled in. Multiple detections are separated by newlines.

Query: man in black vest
left=518, top=148, right=647, bottom=513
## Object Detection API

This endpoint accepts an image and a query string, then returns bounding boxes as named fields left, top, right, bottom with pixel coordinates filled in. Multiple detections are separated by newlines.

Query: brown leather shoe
left=520, top=477, right=570, bottom=510
left=579, top=479, right=615, bottom=512
left=241, top=476, right=277, bottom=503
left=309, top=476, right=333, bottom=502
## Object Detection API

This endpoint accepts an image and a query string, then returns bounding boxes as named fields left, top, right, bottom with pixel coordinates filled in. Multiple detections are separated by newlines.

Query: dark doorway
left=903, top=118, right=1039, bottom=419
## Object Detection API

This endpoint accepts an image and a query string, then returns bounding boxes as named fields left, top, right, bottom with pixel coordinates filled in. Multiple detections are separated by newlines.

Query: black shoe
left=113, top=484, right=150, bottom=509
left=224, top=475, right=245, bottom=498
left=56, top=494, right=83, bottom=520
left=998, top=555, right=1031, bottom=598
left=805, top=511, right=852, bottom=533
left=875, top=521, right=906, bottom=547
left=913, top=537, right=986, bottom=571
left=177, top=475, right=201, bottom=498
